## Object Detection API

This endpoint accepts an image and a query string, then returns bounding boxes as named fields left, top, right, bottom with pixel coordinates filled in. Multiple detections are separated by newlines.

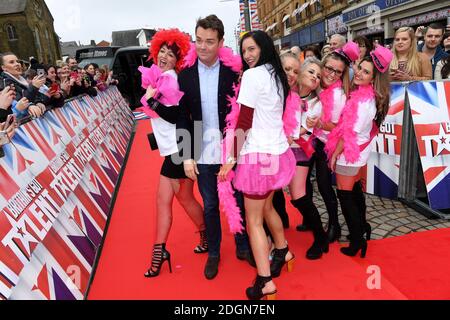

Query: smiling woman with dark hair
left=142, top=28, right=208, bottom=279
left=219, top=30, right=295, bottom=300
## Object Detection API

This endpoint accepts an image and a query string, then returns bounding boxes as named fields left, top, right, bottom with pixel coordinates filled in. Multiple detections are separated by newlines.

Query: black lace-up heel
left=144, top=243, right=172, bottom=277
left=194, top=230, right=208, bottom=254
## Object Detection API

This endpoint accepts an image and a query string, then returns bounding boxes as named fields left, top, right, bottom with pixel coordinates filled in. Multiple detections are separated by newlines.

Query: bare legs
left=245, top=192, right=293, bottom=296
left=154, top=175, right=204, bottom=244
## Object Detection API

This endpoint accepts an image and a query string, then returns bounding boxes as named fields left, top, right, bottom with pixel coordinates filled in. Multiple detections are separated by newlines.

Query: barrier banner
left=363, top=83, right=406, bottom=199
left=407, top=81, right=450, bottom=210
left=0, top=87, right=134, bottom=300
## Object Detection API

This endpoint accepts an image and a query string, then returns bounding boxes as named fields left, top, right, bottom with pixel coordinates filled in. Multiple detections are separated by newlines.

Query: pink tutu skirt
left=233, top=149, right=296, bottom=196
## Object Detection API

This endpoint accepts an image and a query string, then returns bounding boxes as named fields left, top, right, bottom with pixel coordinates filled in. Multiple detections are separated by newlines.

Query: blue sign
left=343, top=0, right=413, bottom=23
left=343, top=2, right=375, bottom=23
left=311, top=21, right=325, bottom=44
left=290, top=32, right=299, bottom=46
left=281, top=35, right=291, bottom=46
left=376, top=0, right=413, bottom=10
left=298, top=27, right=311, bottom=47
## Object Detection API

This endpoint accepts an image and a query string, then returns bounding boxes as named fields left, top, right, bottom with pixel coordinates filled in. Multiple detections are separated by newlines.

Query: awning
left=282, top=14, right=290, bottom=23
left=292, top=2, right=310, bottom=17
left=266, top=22, right=278, bottom=32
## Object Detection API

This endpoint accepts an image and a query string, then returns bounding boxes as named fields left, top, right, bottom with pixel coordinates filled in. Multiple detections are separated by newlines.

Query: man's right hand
left=184, top=159, right=199, bottom=181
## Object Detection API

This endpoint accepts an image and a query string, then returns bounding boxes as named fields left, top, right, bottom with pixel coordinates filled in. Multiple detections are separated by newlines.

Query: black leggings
left=306, top=139, right=338, bottom=223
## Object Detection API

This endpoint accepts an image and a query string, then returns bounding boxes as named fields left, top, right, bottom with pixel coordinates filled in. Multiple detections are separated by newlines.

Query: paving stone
left=395, top=212, right=410, bottom=218
left=372, top=229, right=389, bottom=237
left=386, top=220, right=404, bottom=227
left=397, top=217, right=410, bottom=224
left=397, top=226, right=412, bottom=233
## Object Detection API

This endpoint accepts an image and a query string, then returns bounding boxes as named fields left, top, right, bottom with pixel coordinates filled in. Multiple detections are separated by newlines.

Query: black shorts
left=160, top=154, right=187, bottom=179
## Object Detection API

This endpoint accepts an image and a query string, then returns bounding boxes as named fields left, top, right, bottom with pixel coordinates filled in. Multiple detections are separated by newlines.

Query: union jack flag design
left=363, top=83, right=406, bottom=199
left=1, top=87, right=133, bottom=299
left=407, top=81, right=450, bottom=210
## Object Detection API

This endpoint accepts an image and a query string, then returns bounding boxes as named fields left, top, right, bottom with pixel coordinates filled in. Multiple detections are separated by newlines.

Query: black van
left=76, top=46, right=152, bottom=109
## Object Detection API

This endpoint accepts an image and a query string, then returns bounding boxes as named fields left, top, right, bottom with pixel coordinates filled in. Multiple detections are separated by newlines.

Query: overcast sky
left=45, top=0, right=242, bottom=51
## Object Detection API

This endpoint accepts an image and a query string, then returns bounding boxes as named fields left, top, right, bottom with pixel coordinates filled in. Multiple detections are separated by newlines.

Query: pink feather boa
left=319, top=80, right=343, bottom=123
left=183, top=43, right=243, bottom=73
left=218, top=171, right=245, bottom=234
left=219, top=83, right=244, bottom=234
left=283, top=91, right=301, bottom=137
left=325, top=84, right=375, bottom=163
left=138, top=65, right=184, bottom=119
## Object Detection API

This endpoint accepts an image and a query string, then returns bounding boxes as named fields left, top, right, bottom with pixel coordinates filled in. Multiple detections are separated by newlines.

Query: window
left=34, top=26, right=42, bottom=60
left=6, top=24, right=18, bottom=41
left=314, top=1, right=322, bottom=13
left=295, top=3, right=302, bottom=24
left=305, top=6, right=311, bottom=17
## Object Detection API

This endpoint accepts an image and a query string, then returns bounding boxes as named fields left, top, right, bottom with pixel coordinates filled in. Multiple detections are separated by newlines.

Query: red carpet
left=87, top=121, right=450, bottom=300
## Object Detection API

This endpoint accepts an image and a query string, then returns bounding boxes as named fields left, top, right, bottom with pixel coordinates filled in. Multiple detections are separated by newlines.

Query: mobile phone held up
left=0, top=131, right=9, bottom=146
left=50, top=82, right=59, bottom=92
left=37, top=69, right=46, bottom=77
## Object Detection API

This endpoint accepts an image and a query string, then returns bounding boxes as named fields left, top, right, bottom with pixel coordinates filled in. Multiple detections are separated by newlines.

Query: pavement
left=309, top=183, right=450, bottom=240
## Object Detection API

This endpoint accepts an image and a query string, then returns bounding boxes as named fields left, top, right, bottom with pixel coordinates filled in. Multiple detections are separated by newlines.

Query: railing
left=0, top=86, right=135, bottom=300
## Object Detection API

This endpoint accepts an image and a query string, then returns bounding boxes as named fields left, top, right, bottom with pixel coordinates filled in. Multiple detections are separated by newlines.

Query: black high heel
left=246, top=275, right=277, bottom=300
left=144, top=243, right=172, bottom=277
left=327, top=223, right=342, bottom=243
left=306, top=238, right=329, bottom=260
left=346, top=224, right=371, bottom=241
left=365, top=223, right=372, bottom=241
left=270, top=246, right=295, bottom=278
left=194, top=230, right=208, bottom=254
left=340, top=240, right=368, bottom=258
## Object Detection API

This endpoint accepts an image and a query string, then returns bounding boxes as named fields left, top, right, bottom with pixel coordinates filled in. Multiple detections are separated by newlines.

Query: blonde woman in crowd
left=390, top=27, right=432, bottom=81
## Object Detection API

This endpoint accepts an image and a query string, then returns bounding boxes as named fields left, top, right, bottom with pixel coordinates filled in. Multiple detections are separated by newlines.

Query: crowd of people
left=0, top=52, right=119, bottom=152
left=140, top=16, right=450, bottom=300
left=139, top=14, right=450, bottom=301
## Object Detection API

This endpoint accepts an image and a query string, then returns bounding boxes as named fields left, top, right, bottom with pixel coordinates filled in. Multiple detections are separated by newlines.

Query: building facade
left=257, top=0, right=449, bottom=50
left=0, top=0, right=61, bottom=64
left=258, top=0, right=349, bottom=50
left=343, top=0, right=449, bottom=44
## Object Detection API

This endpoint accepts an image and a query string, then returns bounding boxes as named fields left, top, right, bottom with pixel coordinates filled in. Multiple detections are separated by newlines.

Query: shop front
left=343, top=0, right=448, bottom=44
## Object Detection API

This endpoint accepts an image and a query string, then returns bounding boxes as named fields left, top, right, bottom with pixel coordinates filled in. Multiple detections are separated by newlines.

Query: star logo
left=435, top=125, right=450, bottom=156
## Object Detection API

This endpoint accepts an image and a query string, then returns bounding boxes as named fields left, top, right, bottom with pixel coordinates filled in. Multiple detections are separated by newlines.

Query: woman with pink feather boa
left=325, top=45, right=393, bottom=258
left=302, top=42, right=359, bottom=244
left=218, top=31, right=296, bottom=300
left=142, top=29, right=207, bottom=278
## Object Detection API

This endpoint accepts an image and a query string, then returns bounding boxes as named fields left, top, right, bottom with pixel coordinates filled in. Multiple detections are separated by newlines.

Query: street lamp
left=220, top=0, right=251, bottom=32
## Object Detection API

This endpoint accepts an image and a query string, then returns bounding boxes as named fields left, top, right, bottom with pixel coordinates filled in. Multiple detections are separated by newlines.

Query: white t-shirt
left=337, top=98, right=376, bottom=167
left=237, top=64, right=289, bottom=155
left=315, top=87, right=346, bottom=143
left=150, top=69, right=179, bottom=157
left=291, top=93, right=322, bottom=149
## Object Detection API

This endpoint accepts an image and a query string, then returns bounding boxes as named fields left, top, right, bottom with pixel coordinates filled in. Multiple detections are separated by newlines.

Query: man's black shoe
left=236, top=250, right=256, bottom=268
left=204, top=256, right=220, bottom=280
